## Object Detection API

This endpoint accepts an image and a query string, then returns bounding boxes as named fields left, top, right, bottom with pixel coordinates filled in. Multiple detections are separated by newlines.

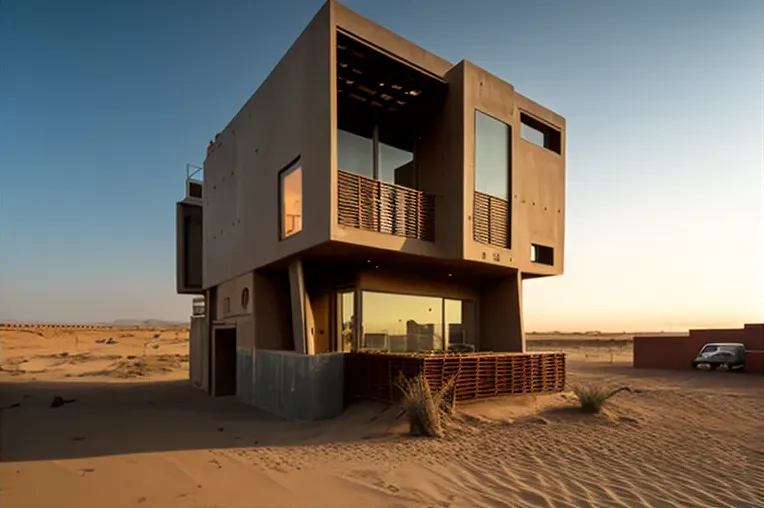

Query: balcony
left=473, top=191, right=510, bottom=248
left=337, top=170, right=435, bottom=241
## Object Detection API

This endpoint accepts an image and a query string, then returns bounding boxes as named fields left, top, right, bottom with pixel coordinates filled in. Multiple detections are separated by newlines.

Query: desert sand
left=1, top=327, right=762, bottom=508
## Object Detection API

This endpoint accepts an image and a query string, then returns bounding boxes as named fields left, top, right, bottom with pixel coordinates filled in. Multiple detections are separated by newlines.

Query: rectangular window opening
left=531, top=243, right=554, bottom=266
left=279, top=158, right=303, bottom=239
left=520, top=113, right=561, bottom=154
left=358, top=291, right=475, bottom=353
left=474, top=110, right=510, bottom=201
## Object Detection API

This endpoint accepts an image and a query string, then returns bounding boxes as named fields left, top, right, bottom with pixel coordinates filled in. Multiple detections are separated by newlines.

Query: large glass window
left=337, top=129, right=374, bottom=179
left=361, top=291, right=443, bottom=352
left=280, top=161, right=302, bottom=238
left=337, top=126, right=415, bottom=188
left=475, top=111, right=509, bottom=200
left=379, top=142, right=414, bottom=186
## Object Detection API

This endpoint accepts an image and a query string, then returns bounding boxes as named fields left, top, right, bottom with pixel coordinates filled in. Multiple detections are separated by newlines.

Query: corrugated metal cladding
left=236, top=348, right=345, bottom=421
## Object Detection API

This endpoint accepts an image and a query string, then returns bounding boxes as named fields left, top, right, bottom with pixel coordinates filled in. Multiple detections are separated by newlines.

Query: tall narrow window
left=475, top=111, right=509, bottom=201
left=280, top=161, right=302, bottom=238
left=337, top=291, right=355, bottom=352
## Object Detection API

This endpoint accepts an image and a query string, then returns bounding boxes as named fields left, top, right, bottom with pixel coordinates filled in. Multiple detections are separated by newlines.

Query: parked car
left=691, top=343, right=746, bottom=371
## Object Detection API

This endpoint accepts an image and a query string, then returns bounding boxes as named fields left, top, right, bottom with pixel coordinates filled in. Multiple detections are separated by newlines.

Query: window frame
left=278, top=157, right=303, bottom=240
left=337, top=125, right=417, bottom=189
left=474, top=109, right=511, bottom=202
left=519, top=111, right=562, bottom=155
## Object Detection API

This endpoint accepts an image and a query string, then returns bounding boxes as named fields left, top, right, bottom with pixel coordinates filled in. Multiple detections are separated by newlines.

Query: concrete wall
left=189, top=315, right=208, bottom=390
left=634, top=324, right=764, bottom=373
left=461, top=63, right=565, bottom=276
left=215, top=272, right=253, bottom=321
left=478, top=274, right=524, bottom=352
left=202, top=2, right=334, bottom=289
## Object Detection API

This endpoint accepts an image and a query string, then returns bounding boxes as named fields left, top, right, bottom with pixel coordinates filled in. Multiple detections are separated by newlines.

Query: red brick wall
left=689, top=325, right=764, bottom=351
left=633, top=324, right=764, bottom=374
left=633, top=335, right=695, bottom=370
left=745, top=351, right=764, bottom=374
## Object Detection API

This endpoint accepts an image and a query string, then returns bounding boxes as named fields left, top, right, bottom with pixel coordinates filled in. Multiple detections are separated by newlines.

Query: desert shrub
left=572, top=384, right=632, bottom=414
left=395, top=372, right=456, bottom=438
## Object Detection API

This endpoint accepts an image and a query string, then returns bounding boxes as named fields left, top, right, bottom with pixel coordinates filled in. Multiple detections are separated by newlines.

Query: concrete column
left=478, top=271, right=525, bottom=353
left=288, top=259, right=315, bottom=354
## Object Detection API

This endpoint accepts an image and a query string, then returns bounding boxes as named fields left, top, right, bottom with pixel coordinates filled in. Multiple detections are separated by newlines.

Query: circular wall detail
left=241, top=287, right=250, bottom=310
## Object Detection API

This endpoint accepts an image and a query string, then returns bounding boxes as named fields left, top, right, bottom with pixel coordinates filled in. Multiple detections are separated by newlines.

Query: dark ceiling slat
left=336, top=29, right=448, bottom=84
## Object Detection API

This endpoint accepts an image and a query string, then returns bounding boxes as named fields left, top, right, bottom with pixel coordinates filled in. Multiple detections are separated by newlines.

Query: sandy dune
left=1, top=328, right=762, bottom=507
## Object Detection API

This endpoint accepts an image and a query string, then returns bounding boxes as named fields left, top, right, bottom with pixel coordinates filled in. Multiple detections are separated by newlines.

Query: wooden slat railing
left=338, top=170, right=435, bottom=241
left=473, top=191, right=510, bottom=248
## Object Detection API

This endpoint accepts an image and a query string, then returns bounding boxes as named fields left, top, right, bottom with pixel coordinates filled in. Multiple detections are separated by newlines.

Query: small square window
left=531, top=243, right=554, bottom=266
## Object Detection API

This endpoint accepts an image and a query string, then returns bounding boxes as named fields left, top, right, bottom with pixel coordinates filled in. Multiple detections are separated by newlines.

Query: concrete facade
left=177, top=1, right=567, bottom=417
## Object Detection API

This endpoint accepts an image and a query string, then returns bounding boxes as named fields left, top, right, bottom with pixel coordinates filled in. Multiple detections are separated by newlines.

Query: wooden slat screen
left=338, top=170, right=435, bottom=241
left=473, top=191, right=510, bottom=248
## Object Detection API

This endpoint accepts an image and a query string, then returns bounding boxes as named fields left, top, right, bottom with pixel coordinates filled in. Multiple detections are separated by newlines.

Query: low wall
left=236, top=348, right=344, bottom=421
left=345, top=352, right=566, bottom=403
left=633, top=335, right=694, bottom=370
left=745, top=351, right=764, bottom=375
left=634, top=323, right=764, bottom=374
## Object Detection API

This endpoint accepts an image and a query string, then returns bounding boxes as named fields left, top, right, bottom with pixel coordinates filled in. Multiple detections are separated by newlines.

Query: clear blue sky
left=1, top=0, right=762, bottom=331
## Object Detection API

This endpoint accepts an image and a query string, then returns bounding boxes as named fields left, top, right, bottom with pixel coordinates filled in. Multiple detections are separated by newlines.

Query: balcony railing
left=473, top=191, right=510, bottom=248
left=338, top=170, right=435, bottom=241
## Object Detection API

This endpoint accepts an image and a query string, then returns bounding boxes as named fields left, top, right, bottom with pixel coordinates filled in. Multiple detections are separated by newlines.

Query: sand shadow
left=0, top=379, right=402, bottom=463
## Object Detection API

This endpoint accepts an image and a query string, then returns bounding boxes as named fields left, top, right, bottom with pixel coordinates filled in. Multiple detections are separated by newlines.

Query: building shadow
left=0, top=379, right=401, bottom=463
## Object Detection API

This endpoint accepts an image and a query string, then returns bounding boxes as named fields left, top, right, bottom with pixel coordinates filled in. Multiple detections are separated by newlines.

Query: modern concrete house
left=177, top=0, right=566, bottom=419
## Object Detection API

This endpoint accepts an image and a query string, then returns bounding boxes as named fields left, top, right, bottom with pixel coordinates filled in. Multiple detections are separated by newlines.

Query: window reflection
left=361, top=291, right=443, bottom=352
left=475, top=111, right=509, bottom=200
left=337, top=291, right=355, bottom=352
left=521, top=122, right=546, bottom=148
left=280, top=163, right=302, bottom=238
left=379, top=142, right=414, bottom=186
left=444, top=299, right=464, bottom=347
left=337, top=129, right=374, bottom=179
left=337, top=127, right=416, bottom=189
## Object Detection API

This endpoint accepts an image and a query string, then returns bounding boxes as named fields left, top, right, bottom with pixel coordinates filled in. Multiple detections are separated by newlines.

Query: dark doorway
left=212, top=327, right=237, bottom=396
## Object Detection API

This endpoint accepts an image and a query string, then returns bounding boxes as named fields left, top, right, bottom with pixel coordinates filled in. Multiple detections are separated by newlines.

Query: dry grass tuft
left=395, top=373, right=456, bottom=438
left=572, top=384, right=633, bottom=414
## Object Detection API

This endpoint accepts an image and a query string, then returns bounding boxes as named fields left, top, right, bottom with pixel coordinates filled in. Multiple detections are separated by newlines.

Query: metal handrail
left=186, top=163, right=203, bottom=182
